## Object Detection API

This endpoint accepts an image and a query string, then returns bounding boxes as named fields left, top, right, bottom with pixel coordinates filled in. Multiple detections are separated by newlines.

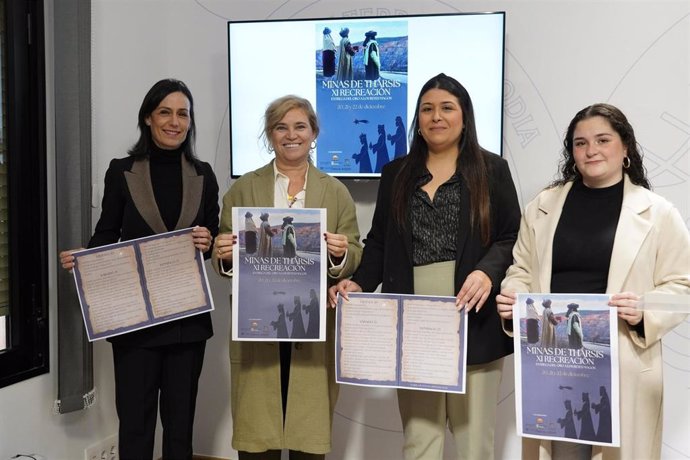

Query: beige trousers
left=397, top=358, right=504, bottom=460
left=397, top=261, right=504, bottom=460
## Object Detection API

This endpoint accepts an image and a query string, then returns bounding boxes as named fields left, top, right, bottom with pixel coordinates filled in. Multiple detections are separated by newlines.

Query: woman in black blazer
left=329, top=73, right=520, bottom=460
left=60, top=79, right=219, bottom=460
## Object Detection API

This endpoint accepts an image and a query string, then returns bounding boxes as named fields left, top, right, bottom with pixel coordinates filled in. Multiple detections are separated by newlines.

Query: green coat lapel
left=249, top=161, right=276, bottom=207
left=304, top=163, right=328, bottom=208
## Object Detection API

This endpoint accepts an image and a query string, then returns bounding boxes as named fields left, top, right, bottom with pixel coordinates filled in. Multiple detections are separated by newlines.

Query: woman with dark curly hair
left=497, top=103, right=689, bottom=459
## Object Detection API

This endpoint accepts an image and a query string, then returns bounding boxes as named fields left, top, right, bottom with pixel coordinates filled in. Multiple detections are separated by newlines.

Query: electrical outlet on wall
left=84, top=433, right=118, bottom=460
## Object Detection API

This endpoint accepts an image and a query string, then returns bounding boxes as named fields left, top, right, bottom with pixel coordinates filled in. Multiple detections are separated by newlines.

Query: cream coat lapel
left=174, top=158, right=203, bottom=230
left=533, top=182, right=572, bottom=292
left=606, top=176, right=653, bottom=293
left=124, top=159, right=167, bottom=234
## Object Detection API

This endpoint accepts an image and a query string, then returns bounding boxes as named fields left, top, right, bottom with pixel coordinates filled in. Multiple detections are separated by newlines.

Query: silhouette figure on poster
left=287, top=296, right=306, bottom=339
left=270, top=303, right=289, bottom=338
left=558, top=399, right=578, bottom=439
left=303, top=288, right=320, bottom=338
left=387, top=115, right=407, bottom=159
left=575, top=392, right=596, bottom=441
left=352, top=133, right=373, bottom=173
left=369, top=124, right=390, bottom=173
left=592, top=385, right=612, bottom=442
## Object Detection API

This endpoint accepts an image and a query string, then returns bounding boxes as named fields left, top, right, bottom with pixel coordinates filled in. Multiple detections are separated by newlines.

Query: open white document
left=336, top=292, right=467, bottom=393
left=72, top=228, right=214, bottom=341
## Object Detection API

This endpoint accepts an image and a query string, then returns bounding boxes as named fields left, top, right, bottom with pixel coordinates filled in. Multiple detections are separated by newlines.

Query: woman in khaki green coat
left=213, top=95, right=362, bottom=459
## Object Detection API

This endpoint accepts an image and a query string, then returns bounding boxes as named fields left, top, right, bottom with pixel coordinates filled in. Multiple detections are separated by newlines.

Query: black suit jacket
left=351, top=152, right=520, bottom=364
left=89, top=155, right=220, bottom=347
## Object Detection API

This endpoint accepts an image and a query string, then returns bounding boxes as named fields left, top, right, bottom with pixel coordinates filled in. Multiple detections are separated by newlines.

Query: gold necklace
left=287, top=193, right=299, bottom=208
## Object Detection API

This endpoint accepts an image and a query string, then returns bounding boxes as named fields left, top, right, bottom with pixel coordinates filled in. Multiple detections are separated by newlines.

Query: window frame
left=0, top=0, right=48, bottom=389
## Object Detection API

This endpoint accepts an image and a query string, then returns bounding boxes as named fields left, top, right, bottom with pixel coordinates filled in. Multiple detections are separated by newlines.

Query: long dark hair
left=553, top=103, right=650, bottom=189
left=128, top=78, right=197, bottom=161
left=391, top=73, right=492, bottom=245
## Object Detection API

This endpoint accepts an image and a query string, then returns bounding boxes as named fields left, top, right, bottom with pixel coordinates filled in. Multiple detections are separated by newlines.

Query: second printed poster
left=232, top=207, right=327, bottom=341
left=316, top=20, right=408, bottom=175
left=513, top=293, right=620, bottom=447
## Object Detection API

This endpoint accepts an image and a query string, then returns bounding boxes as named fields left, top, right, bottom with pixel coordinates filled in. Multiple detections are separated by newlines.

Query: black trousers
left=112, top=341, right=206, bottom=460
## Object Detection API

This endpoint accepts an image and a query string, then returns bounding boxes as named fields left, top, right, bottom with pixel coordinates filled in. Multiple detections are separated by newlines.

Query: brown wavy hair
left=553, top=103, right=650, bottom=189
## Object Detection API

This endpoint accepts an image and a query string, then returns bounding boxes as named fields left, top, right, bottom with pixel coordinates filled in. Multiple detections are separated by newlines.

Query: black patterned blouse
left=410, top=168, right=462, bottom=266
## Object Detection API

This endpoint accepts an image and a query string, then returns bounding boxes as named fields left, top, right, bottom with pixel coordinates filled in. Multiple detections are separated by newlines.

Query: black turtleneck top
left=551, top=179, right=624, bottom=293
left=149, top=145, right=183, bottom=231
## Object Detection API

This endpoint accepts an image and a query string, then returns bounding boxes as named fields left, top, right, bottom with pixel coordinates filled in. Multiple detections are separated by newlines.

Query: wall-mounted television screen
left=227, top=12, right=505, bottom=179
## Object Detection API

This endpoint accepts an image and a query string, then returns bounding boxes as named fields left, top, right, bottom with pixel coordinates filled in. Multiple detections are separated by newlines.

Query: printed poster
left=232, top=207, right=327, bottom=341
left=315, top=20, right=408, bottom=176
left=336, top=292, right=467, bottom=393
left=513, top=293, right=620, bottom=446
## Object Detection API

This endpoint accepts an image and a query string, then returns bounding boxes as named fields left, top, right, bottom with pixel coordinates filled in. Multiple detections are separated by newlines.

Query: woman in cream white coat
left=497, top=103, right=689, bottom=460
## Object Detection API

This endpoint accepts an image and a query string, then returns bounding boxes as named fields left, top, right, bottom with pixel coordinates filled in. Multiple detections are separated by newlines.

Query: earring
left=623, top=156, right=631, bottom=169
left=417, top=128, right=421, bottom=135
left=268, top=146, right=274, bottom=153
left=310, top=140, right=317, bottom=150
left=571, top=163, right=578, bottom=175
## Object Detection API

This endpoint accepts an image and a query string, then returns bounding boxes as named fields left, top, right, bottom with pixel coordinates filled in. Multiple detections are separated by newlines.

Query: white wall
left=0, top=1, right=687, bottom=459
